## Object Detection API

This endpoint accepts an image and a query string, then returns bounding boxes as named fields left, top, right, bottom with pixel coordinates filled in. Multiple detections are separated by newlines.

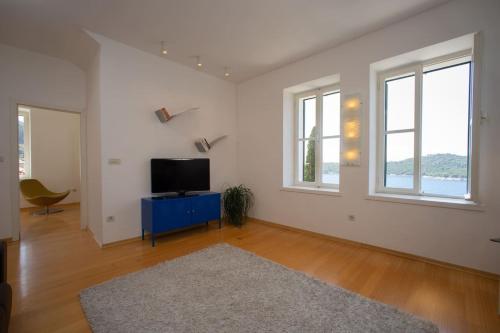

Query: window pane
left=299, top=139, right=315, bottom=182
left=421, top=62, right=470, bottom=197
left=385, top=132, right=414, bottom=189
left=298, top=140, right=304, bottom=181
left=299, top=97, right=316, bottom=139
left=322, top=92, right=340, bottom=137
left=18, top=115, right=26, bottom=178
left=322, top=138, right=339, bottom=185
left=385, top=74, right=415, bottom=131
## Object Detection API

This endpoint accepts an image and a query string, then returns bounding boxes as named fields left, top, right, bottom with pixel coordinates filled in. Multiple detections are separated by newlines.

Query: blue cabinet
left=191, top=194, right=221, bottom=224
left=141, top=192, right=221, bottom=246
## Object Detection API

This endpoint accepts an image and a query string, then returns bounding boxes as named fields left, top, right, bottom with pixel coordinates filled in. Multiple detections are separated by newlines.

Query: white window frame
left=376, top=49, right=476, bottom=200
left=18, top=108, right=31, bottom=179
left=294, top=84, right=340, bottom=189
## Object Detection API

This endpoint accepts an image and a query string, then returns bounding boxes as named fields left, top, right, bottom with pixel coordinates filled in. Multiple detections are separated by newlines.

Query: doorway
left=16, top=105, right=83, bottom=240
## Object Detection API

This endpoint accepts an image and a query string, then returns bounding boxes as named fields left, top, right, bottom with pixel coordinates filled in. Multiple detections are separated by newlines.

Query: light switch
left=108, top=158, right=121, bottom=165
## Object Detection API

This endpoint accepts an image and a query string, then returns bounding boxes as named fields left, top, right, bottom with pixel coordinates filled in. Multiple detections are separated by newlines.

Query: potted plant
left=222, top=185, right=254, bottom=227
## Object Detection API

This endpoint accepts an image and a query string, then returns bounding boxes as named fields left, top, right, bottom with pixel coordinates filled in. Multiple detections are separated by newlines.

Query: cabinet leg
left=141, top=229, right=144, bottom=240
left=152, top=233, right=155, bottom=247
left=219, top=219, right=222, bottom=229
left=206, top=221, right=209, bottom=227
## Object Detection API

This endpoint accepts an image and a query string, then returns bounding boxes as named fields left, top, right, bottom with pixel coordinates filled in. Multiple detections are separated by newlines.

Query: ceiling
left=0, top=0, right=449, bottom=82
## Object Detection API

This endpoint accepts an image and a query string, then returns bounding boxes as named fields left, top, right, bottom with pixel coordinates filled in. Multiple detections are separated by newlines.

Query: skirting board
left=98, top=216, right=497, bottom=281
left=91, top=216, right=500, bottom=313
left=102, top=236, right=142, bottom=249
left=248, top=218, right=500, bottom=282
left=88, top=215, right=498, bottom=281
left=86, top=228, right=102, bottom=248
left=101, top=220, right=222, bottom=248
left=0, top=237, right=15, bottom=244
left=19, top=202, right=80, bottom=212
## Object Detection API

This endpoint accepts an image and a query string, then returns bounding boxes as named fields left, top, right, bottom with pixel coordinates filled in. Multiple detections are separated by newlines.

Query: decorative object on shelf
left=195, top=135, right=227, bottom=152
left=154, top=107, right=199, bottom=123
left=491, top=238, right=500, bottom=243
left=222, top=185, right=254, bottom=227
left=341, top=93, right=362, bottom=166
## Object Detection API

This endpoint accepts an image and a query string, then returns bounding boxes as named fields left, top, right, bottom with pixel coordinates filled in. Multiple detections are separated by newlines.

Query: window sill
left=281, top=186, right=342, bottom=197
left=366, top=193, right=484, bottom=211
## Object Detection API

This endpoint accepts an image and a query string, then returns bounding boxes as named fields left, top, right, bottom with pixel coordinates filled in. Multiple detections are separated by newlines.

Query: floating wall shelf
left=195, top=135, right=228, bottom=152
left=155, top=107, right=199, bottom=123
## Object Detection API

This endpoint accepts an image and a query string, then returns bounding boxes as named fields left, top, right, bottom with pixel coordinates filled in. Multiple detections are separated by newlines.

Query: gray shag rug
left=80, top=243, right=438, bottom=333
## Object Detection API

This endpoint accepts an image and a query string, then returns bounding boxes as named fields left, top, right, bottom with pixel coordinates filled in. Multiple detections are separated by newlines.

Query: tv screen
left=151, top=158, right=210, bottom=194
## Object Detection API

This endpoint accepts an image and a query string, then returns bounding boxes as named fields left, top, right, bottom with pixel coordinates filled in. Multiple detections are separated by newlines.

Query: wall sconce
left=344, top=97, right=361, bottom=111
left=344, top=149, right=359, bottom=161
left=344, top=120, right=360, bottom=139
left=341, top=94, right=362, bottom=166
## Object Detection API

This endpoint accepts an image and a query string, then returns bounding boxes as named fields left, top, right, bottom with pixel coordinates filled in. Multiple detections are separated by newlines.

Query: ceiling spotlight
left=196, top=56, right=203, bottom=68
left=160, top=41, right=167, bottom=55
left=224, top=67, right=231, bottom=77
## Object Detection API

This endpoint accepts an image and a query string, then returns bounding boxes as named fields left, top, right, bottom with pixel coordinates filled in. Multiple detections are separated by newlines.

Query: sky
left=386, top=63, right=470, bottom=161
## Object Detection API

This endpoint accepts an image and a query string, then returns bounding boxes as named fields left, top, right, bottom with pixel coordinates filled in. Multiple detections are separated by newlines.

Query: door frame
left=10, top=99, right=88, bottom=240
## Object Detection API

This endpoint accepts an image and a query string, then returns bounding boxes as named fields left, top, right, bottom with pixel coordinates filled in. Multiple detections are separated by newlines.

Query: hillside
left=386, top=154, right=467, bottom=178
left=323, top=154, right=467, bottom=178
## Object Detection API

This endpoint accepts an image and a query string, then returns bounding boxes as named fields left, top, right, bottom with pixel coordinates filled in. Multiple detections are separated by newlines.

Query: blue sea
left=386, top=175, right=467, bottom=197
left=322, top=174, right=466, bottom=197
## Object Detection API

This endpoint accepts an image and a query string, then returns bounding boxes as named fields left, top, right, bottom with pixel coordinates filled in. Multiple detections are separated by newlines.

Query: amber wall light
left=341, top=94, right=362, bottom=166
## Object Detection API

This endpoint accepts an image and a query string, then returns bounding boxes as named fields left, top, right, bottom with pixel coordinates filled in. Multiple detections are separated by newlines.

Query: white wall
left=1, top=0, right=498, bottom=275
left=236, top=0, right=500, bottom=274
left=85, top=51, right=103, bottom=245
left=0, top=44, right=85, bottom=239
left=20, top=107, right=81, bottom=208
left=89, top=33, right=238, bottom=244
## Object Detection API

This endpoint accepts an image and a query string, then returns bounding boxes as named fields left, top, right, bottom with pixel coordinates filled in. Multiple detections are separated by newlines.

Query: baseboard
left=102, top=236, right=142, bottom=248
left=101, top=221, right=222, bottom=248
left=20, top=202, right=80, bottom=212
left=85, top=227, right=103, bottom=248
left=0, top=237, right=17, bottom=245
left=249, top=218, right=500, bottom=281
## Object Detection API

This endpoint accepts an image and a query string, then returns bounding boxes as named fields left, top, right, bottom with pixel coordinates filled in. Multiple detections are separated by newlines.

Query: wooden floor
left=8, top=204, right=500, bottom=332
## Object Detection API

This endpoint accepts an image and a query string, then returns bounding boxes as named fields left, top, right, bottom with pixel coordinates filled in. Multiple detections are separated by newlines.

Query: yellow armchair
left=20, top=179, right=70, bottom=215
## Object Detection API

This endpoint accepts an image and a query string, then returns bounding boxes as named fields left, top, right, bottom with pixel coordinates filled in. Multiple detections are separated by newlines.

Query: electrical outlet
left=0, top=156, right=4, bottom=163
left=348, top=215, right=356, bottom=222
left=108, top=158, right=121, bottom=165
left=106, top=216, right=115, bottom=223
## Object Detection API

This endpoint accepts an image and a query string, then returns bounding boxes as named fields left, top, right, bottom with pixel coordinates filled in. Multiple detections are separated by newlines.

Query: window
left=377, top=52, right=474, bottom=199
left=295, top=85, right=340, bottom=188
left=18, top=107, right=31, bottom=179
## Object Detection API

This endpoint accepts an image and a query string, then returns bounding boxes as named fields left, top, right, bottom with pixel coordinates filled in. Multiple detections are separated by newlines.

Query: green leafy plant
left=304, top=126, right=316, bottom=182
left=222, top=185, right=254, bottom=227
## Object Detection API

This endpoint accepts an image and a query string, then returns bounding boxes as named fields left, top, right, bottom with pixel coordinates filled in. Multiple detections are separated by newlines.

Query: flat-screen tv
left=151, top=158, right=210, bottom=195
